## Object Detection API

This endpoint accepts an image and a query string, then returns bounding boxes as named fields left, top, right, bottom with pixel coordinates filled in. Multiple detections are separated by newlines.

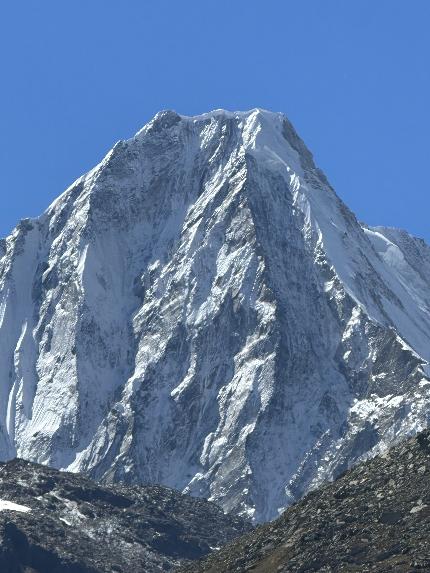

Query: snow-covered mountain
left=1, top=109, right=429, bottom=522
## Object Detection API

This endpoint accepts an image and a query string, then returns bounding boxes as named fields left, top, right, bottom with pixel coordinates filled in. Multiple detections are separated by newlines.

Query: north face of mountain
left=0, top=108, right=429, bottom=522
left=0, top=459, right=249, bottom=573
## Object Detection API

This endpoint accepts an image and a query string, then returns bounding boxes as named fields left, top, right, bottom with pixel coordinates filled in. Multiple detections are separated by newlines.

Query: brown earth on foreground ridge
left=181, top=429, right=430, bottom=572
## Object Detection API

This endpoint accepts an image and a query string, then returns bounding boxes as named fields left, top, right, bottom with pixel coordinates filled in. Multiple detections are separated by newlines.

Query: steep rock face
left=0, top=109, right=429, bottom=522
left=0, top=459, right=249, bottom=572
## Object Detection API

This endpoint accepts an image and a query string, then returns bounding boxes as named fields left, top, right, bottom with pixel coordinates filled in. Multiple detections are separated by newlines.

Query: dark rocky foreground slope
left=0, top=459, right=249, bottom=573
left=182, top=429, right=430, bottom=572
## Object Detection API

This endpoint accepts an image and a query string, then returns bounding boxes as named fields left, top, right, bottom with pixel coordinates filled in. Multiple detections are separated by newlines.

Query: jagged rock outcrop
left=0, top=459, right=249, bottom=572
left=1, top=109, right=429, bottom=522
left=182, top=428, right=430, bottom=572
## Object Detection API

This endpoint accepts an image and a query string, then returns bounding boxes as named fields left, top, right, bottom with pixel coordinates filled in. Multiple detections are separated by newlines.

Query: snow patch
left=0, top=499, right=31, bottom=513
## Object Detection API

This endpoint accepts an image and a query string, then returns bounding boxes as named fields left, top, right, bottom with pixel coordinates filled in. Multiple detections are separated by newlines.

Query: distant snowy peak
left=0, top=109, right=429, bottom=523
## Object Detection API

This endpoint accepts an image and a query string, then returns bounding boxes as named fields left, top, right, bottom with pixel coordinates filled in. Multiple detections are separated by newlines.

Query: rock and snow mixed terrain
left=183, top=428, right=430, bottom=573
left=0, top=459, right=249, bottom=572
left=0, top=108, right=429, bottom=523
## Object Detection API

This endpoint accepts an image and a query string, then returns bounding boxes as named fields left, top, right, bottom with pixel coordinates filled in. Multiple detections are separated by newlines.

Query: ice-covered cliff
left=1, top=109, right=429, bottom=522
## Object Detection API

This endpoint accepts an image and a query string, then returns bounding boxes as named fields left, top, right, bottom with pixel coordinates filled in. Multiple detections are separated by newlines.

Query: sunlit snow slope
left=0, top=109, right=429, bottom=522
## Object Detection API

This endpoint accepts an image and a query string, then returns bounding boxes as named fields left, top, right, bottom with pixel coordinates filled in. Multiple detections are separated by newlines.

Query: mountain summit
left=1, top=109, right=429, bottom=522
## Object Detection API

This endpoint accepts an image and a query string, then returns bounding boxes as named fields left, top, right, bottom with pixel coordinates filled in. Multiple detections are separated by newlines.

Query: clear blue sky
left=1, top=1, right=429, bottom=242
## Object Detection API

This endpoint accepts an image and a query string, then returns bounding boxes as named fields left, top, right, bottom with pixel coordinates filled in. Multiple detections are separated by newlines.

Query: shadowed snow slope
left=0, top=109, right=429, bottom=522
